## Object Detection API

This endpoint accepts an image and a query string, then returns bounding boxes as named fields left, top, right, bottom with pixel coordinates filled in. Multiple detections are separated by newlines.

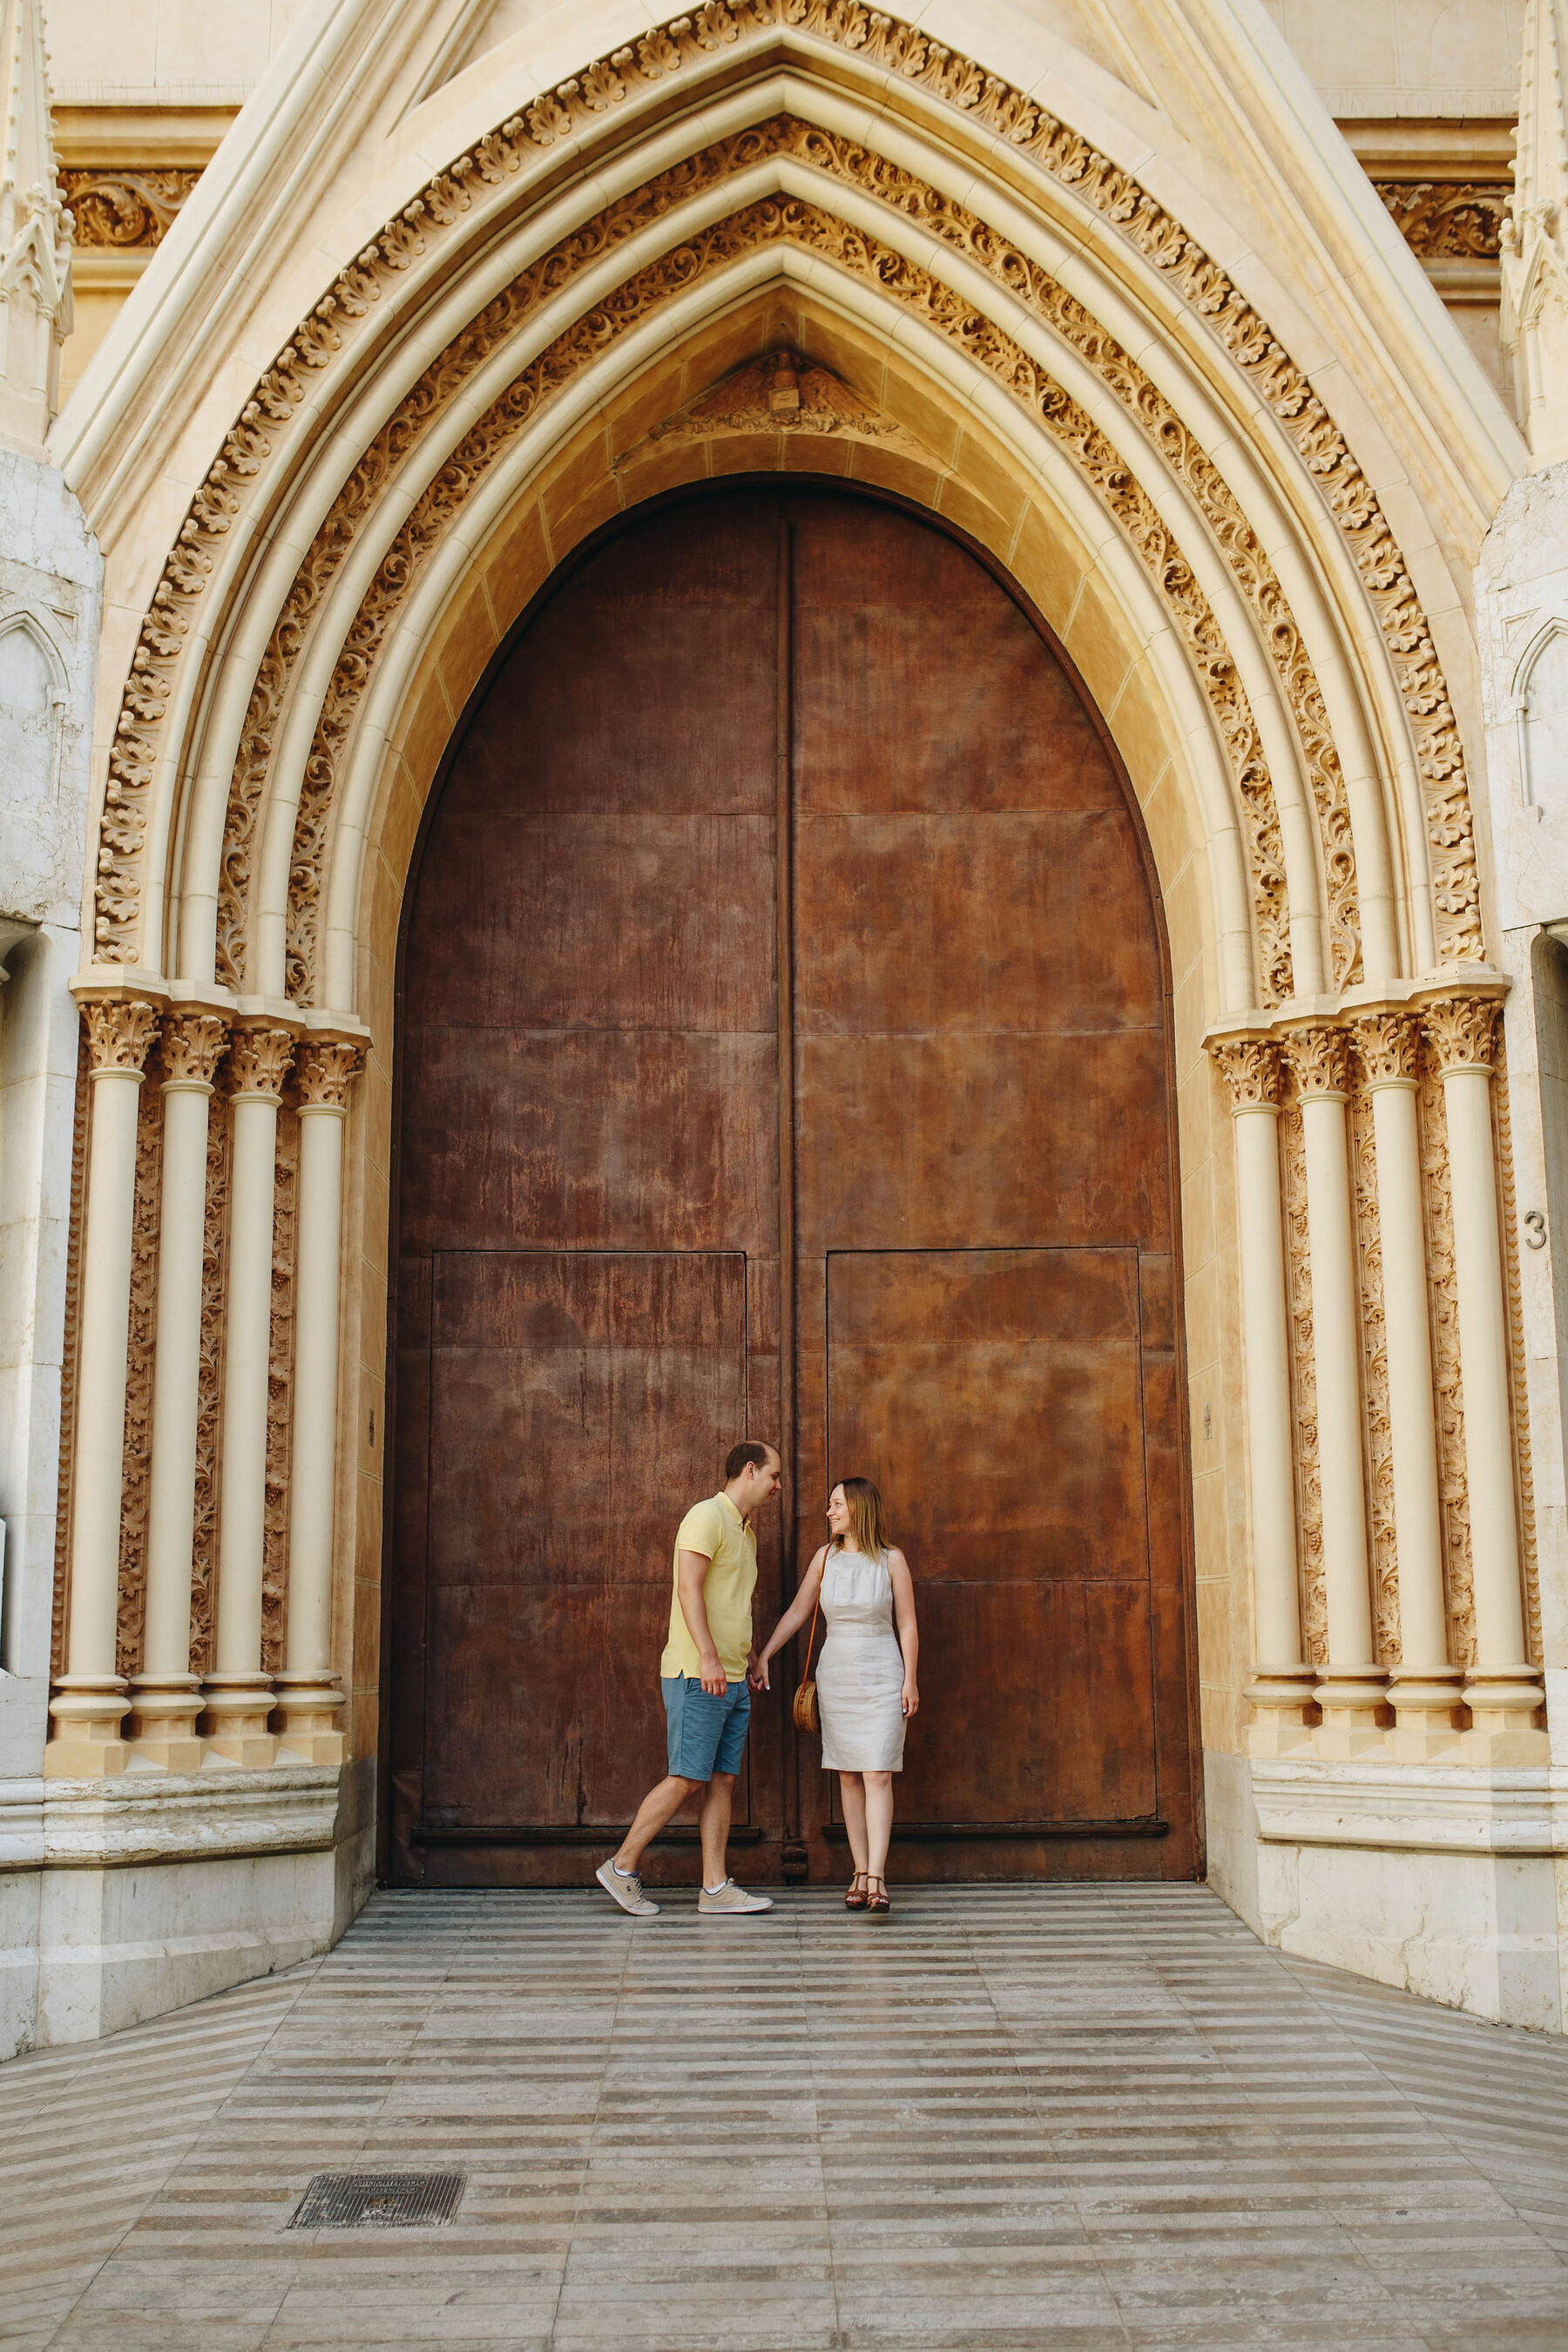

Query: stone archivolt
left=92, top=0, right=1480, bottom=996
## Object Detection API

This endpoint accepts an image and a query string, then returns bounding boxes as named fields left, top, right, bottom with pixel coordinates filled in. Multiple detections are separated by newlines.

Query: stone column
left=205, top=1022, right=294, bottom=1764
left=45, top=996, right=160, bottom=1775
left=1423, top=997, right=1545, bottom=1761
left=274, top=1041, right=362, bottom=1763
left=126, top=1011, right=229, bottom=1769
left=1353, top=1013, right=1464, bottom=1756
left=1286, top=1024, right=1385, bottom=1750
left=1213, top=1039, right=1315, bottom=1748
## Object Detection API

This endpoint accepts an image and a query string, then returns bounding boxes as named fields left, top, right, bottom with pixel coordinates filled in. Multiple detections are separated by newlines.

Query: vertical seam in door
left=776, top=497, right=799, bottom=1848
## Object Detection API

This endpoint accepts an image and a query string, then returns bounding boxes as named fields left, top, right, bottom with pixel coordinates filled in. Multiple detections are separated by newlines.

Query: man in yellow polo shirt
left=597, top=1439, right=781, bottom=1917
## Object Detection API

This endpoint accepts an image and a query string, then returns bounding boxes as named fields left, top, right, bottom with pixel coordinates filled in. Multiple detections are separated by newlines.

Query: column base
left=125, top=1674, right=206, bottom=1772
left=1313, top=1666, right=1389, bottom=1759
left=1461, top=1667, right=1548, bottom=1763
left=44, top=1677, right=132, bottom=1775
left=271, top=1673, right=347, bottom=1766
left=200, top=1674, right=278, bottom=1767
left=1245, top=1666, right=1317, bottom=1755
left=1386, top=1667, right=1466, bottom=1761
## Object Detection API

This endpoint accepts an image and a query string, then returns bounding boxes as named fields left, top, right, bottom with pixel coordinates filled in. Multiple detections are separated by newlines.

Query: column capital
left=295, top=1039, right=364, bottom=1112
left=81, top=996, right=159, bottom=1077
left=1283, top=1021, right=1353, bottom=1099
left=160, top=1010, right=229, bottom=1090
left=1351, top=1009, right=1422, bottom=1089
left=226, top=1020, right=296, bottom=1103
left=1422, top=994, right=1500, bottom=1078
left=1210, top=1035, right=1286, bottom=1111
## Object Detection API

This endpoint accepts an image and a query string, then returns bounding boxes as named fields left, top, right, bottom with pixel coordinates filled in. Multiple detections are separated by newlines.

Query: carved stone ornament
left=1211, top=1037, right=1285, bottom=1110
left=1352, top=1010, right=1422, bottom=1087
left=93, top=0, right=1483, bottom=989
left=632, top=347, right=927, bottom=457
left=1376, top=182, right=1509, bottom=262
left=83, top=997, right=159, bottom=1074
left=1284, top=1023, right=1354, bottom=1098
left=226, top=1024, right=295, bottom=1099
left=1422, top=996, right=1499, bottom=1077
left=57, top=167, right=201, bottom=249
left=159, top=1010, right=229, bottom=1087
left=295, top=1040, right=363, bottom=1110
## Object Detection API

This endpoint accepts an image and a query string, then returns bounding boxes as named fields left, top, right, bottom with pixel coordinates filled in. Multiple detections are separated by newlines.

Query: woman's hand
left=747, top=1648, right=770, bottom=1692
left=902, top=1679, right=919, bottom=1719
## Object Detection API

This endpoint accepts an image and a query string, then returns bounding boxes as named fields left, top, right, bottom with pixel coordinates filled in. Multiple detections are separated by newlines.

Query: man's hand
left=699, top=1651, right=727, bottom=1697
left=747, top=1646, right=768, bottom=1693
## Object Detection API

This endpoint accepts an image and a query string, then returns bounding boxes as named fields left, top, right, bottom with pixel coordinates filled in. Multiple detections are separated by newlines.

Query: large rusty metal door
left=388, top=483, right=1198, bottom=1886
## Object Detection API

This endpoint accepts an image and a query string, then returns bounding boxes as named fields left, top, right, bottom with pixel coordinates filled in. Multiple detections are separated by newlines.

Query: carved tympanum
left=83, top=997, right=159, bottom=1072
left=637, top=347, right=926, bottom=453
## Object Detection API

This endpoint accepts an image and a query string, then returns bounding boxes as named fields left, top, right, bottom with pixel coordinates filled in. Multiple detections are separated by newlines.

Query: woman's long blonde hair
left=833, top=1476, right=893, bottom=1558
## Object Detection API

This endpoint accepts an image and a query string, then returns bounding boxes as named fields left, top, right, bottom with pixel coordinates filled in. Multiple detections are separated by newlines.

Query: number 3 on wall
left=1524, top=1210, right=1547, bottom=1249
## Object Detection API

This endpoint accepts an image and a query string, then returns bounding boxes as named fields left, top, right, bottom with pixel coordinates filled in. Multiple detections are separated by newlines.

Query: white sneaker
left=698, top=1878, right=774, bottom=1915
left=596, top=1858, right=659, bottom=1916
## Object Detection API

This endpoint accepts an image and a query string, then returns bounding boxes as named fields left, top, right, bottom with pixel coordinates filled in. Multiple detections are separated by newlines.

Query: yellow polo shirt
left=660, top=1491, right=758, bottom=1679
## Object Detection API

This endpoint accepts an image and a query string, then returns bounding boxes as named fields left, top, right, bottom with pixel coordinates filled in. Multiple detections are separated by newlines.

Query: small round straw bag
left=792, top=1566, right=824, bottom=1734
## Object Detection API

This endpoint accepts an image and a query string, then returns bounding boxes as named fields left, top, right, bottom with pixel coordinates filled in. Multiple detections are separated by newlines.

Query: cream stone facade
left=4, top=0, right=1568, bottom=2055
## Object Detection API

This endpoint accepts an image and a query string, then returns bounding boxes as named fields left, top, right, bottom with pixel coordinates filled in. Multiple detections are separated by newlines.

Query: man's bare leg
left=616, top=1774, right=701, bottom=1874
left=699, top=1770, right=735, bottom=1888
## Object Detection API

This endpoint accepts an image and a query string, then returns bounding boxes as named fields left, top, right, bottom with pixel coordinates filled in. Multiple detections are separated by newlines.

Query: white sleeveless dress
left=814, top=1545, right=907, bottom=1772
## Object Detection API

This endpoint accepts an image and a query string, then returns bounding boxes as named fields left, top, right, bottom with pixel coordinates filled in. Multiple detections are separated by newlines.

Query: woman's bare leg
left=838, top=1771, right=868, bottom=1877
left=864, top=1771, right=895, bottom=1882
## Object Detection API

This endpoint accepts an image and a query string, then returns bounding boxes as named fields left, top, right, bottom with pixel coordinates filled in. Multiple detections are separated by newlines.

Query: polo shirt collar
left=717, top=1490, right=749, bottom=1532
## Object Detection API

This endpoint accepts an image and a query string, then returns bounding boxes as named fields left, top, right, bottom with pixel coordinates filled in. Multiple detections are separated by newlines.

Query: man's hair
left=725, top=1438, right=776, bottom=1481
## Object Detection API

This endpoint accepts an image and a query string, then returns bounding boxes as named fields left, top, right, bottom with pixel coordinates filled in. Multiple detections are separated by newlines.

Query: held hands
left=902, top=1679, right=920, bottom=1719
left=699, top=1651, right=727, bottom=1697
left=747, top=1647, right=770, bottom=1693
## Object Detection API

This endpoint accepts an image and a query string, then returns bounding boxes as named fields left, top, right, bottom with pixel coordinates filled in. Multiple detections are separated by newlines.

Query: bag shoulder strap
left=801, top=1545, right=828, bottom=1680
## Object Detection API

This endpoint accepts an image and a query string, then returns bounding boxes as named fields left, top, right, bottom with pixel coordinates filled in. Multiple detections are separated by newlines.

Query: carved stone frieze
left=58, top=166, right=201, bottom=248
left=1352, top=1010, right=1423, bottom=1087
left=262, top=1107, right=300, bottom=1677
left=1417, top=1063, right=1476, bottom=1667
left=1284, top=1023, right=1354, bottom=1099
left=116, top=1047, right=165, bottom=1679
left=189, top=1101, right=231, bottom=1675
left=1349, top=1080, right=1399, bottom=1663
left=294, top=1040, right=363, bottom=1110
left=1375, top=182, right=1509, bottom=262
left=1492, top=1043, right=1544, bottom=1666
left=281, top=188, right=1295, bottom=1005
left=83, top=997, right=159, bottom=1073
left=1211, top=1036, right=1285, bottom=1110
left=94, top=0, right=1481, bottom=983
left=1277, top=1089, right=1326, bottom=1664
left=226, top=1024, right=295, bottom=1100
left=1423, top=995, right=1501, bottom=1075
left=160, top=1010, right=229, bottom=1087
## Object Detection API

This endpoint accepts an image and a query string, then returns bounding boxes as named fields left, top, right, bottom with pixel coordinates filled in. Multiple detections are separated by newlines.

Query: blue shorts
left=663, top=1673, right=751, bottom=1781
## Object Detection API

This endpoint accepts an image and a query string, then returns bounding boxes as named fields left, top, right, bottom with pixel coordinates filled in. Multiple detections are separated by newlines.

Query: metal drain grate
left=288, top=2171, right=465, bottom=2230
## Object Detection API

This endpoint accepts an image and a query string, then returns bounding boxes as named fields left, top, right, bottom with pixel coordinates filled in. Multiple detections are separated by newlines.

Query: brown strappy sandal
left=844, top=1869, right=868, bottom=1910
left=866, top=1875, right=890, bottom=1916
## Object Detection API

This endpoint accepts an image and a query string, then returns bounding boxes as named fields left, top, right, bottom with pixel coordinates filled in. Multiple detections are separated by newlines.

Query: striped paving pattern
left=3, top=1883, right=1565, bottom=2349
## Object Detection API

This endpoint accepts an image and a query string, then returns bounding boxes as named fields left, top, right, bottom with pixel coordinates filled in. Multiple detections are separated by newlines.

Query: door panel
left=389, top=482, right=1197, bottom=1887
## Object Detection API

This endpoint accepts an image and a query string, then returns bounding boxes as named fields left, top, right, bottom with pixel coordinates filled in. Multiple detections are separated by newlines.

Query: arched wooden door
left=386, top=484, right=1199, bottom=1886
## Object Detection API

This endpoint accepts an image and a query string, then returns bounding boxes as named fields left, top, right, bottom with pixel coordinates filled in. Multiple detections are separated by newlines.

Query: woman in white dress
left=755, top=1477, right=919, bottom=1915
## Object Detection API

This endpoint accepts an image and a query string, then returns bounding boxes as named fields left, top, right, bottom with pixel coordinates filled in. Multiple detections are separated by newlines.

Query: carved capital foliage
left=226, top=1024, right=295, bottom=1099
left=83, top=997, right=159, bottom=1074
left=1352, top=1010, right=1422, bottom=1087
left=1284, top=1023, right=1353, bottom=1099
left=1423, top=996, right=1499, bottom=1077
left=160, top=1011, right=229, bottom=1086
left=295, top=1041, right=363, bottom=1110
left=1211, top=1037, right=1285, bottom=1110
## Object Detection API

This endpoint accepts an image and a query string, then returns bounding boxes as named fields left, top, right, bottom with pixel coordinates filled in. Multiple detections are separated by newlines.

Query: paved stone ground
left=3, top=1883, right=1566, bottom=2351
